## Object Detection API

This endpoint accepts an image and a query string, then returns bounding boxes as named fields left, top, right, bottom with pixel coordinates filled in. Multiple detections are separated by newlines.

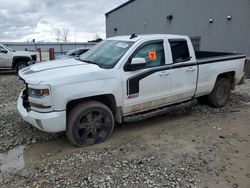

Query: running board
left=123, top=99, right=197, bottom=123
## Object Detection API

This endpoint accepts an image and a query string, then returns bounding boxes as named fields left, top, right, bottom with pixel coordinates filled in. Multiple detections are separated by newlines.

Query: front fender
left=51, top=78, right=122, bottom=110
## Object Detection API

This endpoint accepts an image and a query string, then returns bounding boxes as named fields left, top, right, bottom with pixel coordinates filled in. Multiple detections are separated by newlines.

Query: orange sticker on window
left=149, top=51, right=157, bottom=61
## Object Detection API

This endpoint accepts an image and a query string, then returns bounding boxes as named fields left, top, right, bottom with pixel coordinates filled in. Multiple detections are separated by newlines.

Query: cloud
left=0, top=0, right=128, bottom=42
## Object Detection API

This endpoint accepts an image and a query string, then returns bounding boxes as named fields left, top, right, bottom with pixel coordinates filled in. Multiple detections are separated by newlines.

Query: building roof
left=105, top=0, right=135, bottom=15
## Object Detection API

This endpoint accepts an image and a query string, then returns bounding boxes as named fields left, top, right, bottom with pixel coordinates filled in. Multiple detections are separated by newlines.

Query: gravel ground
left=0, top=75, right=60, bottom=152
left=0, top=74, right=250, bottom=188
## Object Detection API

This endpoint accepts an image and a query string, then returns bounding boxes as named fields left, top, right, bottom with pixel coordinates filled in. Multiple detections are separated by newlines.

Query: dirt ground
left=0, top=73, right=250, bottom=188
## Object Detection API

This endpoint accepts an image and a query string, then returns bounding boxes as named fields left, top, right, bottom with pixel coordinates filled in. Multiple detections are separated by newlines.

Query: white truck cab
left=0, top=43, right=37, bottom=72
left=17, top=34, right=246, bottom=147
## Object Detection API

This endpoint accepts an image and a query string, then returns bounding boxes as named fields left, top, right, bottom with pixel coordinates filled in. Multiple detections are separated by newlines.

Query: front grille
left=22, top=86, right=30, bottom=112
left=31, top=55, right=37, bottom=61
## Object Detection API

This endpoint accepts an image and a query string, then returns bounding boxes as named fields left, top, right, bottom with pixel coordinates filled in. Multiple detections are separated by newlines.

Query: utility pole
left=75, top=24, right=77, bottom=50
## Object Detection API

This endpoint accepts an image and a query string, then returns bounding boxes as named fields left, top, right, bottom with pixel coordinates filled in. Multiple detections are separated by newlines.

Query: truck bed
left=196, top=51, right=246, bottom=64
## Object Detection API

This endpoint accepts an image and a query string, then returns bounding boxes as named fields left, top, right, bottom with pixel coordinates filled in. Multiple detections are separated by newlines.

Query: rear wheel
left=66, top=101, right=114, bottom=147
left=15, top=62, right=28, bottom=72
left=207, top=78, right=231, bottom=108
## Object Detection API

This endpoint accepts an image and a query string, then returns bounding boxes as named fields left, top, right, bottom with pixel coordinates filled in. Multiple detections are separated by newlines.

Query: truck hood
left=18, top=59, right=103, bottom=85
left=13, top=51, right=36, bottom=56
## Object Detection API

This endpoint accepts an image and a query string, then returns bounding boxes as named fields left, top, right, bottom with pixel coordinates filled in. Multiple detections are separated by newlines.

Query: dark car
left=56, top=48, right=90, bottom=59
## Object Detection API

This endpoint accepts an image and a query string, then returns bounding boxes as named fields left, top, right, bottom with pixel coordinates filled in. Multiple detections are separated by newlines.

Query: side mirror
left=0, top=49, right=8, bottom=54
left=129, top=58, right=146, bottom=70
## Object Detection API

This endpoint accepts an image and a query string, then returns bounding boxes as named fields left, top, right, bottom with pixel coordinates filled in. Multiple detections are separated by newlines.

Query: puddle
left=0, top=146, right=25, bottom=172
left=23, top=137, right=118, bottom=168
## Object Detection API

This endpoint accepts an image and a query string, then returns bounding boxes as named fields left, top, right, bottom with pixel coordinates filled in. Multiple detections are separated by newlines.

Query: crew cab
left=17, top=34, right=247, bottom=147
left=0, top=43, right=37, bottom=72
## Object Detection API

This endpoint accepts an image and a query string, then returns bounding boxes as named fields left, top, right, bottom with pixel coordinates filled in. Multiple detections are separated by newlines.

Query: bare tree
left=54, top=28, right=70, bottom=42
left=61, top=28, right=70, bottom=42
left=55, top=29, right=61, bottom=42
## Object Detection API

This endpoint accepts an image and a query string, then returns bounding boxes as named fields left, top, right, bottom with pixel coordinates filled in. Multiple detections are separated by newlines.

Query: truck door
left=122, top=39, right=172, bottom=115
left=0, top=46, right=11, bottom=68
left=168, top=39, right=198, bottom=102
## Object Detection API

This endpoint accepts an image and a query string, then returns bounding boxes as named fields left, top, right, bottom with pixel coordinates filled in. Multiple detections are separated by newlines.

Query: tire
left=207, top=77, right=231, bottom=108
left=66, top=101, right=115, bottom=147
left=15, top=62, right=28, bottom=72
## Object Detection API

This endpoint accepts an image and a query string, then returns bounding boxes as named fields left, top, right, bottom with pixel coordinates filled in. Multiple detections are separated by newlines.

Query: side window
left=73, top=50, right=79, bottom=55
left=133, top=42, right=165, bottom=68
left=169, top=40, right=190, bottom=63
left=79, top=49, right=88, bottom=55
left=0, top=46, right=5, bottom=53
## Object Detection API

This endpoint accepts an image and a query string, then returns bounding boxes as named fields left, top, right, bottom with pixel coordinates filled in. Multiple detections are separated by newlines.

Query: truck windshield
left=79, top=40, right=134, bottom=69
left=65, top=49, right=76, bottom=56
left=0, top=44, right=15, bottom=52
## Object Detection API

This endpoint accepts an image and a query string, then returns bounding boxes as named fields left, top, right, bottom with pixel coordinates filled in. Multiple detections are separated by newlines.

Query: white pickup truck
left=0, top=43, right=37, bottom=72
left=17, top=34, right=247, bottom=147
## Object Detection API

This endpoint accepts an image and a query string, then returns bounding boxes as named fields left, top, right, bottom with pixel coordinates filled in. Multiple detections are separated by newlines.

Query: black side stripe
left=127, top=66, right=170, bottom=95
left=198, top=55, right=246, bottom=65
left=127, top=63, right=196, bottom=95
left=127, top=55, right=245, bottom=96
left=171, top=62, right=197, bottom=69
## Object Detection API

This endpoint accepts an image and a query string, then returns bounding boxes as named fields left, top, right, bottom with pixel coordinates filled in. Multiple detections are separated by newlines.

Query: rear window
left=169, top=40, right=190, bottom=63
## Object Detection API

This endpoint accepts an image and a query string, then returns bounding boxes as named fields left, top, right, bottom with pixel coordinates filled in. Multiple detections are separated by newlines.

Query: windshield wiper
left=79, top=59, right=102, bottom=68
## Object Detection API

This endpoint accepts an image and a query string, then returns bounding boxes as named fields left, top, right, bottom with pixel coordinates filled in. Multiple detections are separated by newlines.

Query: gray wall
left=2, top=42, right=96, bottom=56
left=106, top=0, right=250, bottom=56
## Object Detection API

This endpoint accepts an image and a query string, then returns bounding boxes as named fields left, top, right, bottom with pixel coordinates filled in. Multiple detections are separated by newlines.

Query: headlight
left=28, top=88, right=50, bottom=98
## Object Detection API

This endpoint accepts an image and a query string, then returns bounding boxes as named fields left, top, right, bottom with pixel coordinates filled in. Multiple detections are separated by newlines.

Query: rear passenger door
left=169, top=39, right=197, bottom=102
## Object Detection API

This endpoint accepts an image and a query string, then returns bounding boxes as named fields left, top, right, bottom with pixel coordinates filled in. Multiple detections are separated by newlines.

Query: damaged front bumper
left=17, top=90, right=66, bottom=133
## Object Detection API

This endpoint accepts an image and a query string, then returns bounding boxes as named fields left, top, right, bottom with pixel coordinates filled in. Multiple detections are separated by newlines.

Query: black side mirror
left=0, top=49, right=8, bottom=54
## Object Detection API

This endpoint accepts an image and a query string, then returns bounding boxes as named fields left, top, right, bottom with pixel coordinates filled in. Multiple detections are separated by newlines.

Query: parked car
left=17, top=34, right=247, bottom=147
left=0, top=43, right=36, bottom=72
left=56, top=47, right=90, bottom=59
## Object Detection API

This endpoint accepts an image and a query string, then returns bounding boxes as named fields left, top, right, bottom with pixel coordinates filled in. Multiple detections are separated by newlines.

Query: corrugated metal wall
left=2, top=42, right=96, bottom=55
left=106, top=0, right=250, bottom=56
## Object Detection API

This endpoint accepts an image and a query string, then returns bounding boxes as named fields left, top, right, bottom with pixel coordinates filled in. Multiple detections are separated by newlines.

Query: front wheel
left=66, top=101, right=114, bottom=147
left=15, top=62, right=28, bottom=72
left=207, top=77, right=231, bottom=108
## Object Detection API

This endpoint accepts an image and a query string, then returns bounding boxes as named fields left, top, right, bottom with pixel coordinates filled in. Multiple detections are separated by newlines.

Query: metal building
left=106, top=0, right=250, bottom=56
left=2, top=42, right=96, bottom=56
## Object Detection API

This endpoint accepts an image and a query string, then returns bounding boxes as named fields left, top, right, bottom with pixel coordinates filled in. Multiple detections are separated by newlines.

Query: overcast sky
left=0, top=0, right=128, bottom=42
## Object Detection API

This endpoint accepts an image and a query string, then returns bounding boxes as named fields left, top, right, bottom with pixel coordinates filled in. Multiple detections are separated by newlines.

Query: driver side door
left=122, top=39, right=172, bottom=115
left=0, top=46, right=11, bottom=68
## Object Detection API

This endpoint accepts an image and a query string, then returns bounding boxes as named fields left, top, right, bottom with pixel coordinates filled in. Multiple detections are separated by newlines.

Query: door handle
left=186, top=67, right=196, bottom=72
left=159, top=71, right=170, bottom=77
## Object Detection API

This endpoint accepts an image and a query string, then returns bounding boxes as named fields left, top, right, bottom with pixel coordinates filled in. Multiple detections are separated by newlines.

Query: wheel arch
left=216, top=71, right=235, bottom=89
left=66, top=94, right=122, bottom=123
left=12, top=56, right=31, bottom=69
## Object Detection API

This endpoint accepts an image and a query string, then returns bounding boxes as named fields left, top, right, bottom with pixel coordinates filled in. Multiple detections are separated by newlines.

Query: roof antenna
left=130, top=33, right=137, bottom=39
